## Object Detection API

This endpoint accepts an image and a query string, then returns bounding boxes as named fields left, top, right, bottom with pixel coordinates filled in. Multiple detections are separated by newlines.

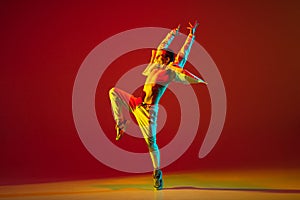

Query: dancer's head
left=155, top=48, right=175, bottom=65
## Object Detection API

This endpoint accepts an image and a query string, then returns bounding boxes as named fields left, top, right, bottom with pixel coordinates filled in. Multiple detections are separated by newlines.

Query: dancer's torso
left=142, top=64, right=175, bottom=105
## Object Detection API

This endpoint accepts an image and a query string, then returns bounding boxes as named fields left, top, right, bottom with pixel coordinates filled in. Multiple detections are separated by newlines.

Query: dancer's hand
left=174, top=24, right=180, bottom=35
left=187, top=20, right=199, bottom=35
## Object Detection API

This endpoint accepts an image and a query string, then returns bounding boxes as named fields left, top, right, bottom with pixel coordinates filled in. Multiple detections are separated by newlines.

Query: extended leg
left=146, top=135, right=163, bottom=190
left=134, top=104, right=163, bottom=190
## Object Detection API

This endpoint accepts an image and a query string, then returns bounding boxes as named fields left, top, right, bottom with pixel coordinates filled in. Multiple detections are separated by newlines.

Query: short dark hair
left=161, top=48, right=175, bottom=63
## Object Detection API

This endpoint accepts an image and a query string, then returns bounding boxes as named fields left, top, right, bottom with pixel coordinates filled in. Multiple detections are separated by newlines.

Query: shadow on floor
left=163, top=186, right=300, bottom=194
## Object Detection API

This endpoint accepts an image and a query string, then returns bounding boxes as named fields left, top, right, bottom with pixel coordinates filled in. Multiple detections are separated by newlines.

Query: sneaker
left=115, top=120, right=128, bottom=141
left=153, top=169, right=163, bottom=190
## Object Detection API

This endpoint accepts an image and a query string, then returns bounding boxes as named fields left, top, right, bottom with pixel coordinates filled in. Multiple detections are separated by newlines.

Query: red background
left=1, top=0, right=299, bottom=185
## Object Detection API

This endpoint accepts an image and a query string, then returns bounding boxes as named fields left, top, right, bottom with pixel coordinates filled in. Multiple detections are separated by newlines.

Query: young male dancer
left=109, top=21, right=206, bottom=190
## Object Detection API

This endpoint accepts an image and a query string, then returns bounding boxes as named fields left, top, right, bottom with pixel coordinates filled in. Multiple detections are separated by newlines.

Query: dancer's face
left=155, top=50, right=170, bottom=65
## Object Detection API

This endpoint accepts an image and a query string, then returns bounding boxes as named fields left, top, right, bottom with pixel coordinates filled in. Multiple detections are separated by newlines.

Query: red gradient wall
left=1, top=0, right=299, bottom=185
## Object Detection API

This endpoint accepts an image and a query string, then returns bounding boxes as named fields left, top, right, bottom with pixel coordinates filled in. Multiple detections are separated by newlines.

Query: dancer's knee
left=109, top=87, right=120, bottom=99
left=109, top=87, right=116, bottom=96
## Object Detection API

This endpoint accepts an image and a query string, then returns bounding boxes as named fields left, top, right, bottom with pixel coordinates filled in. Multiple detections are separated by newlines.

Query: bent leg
left=109, top=87, right=137, bottom=126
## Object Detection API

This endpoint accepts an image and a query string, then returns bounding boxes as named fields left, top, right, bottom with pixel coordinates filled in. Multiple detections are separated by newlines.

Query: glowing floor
left=0, top=169, right=299, bottom=200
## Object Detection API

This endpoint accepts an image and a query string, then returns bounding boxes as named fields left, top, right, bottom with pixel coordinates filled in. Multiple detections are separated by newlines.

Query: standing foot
left=153, top=169, right=163, bottom=190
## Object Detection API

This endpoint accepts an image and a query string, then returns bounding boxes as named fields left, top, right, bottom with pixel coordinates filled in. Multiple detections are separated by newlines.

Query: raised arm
left=174, top=21, right=199, bottom=68
left=157, top=25, right=180, bottom=49
left=142, top=25, right=180, bottom=76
